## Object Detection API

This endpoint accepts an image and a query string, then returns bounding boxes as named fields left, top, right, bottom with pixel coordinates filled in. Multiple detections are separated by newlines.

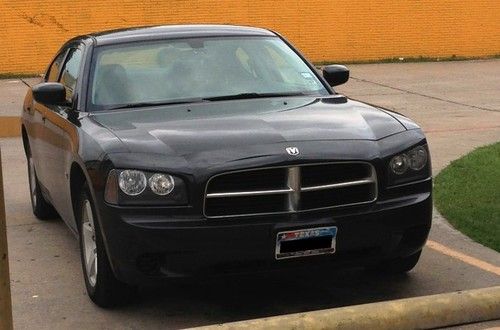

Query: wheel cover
left=82, top=199, right=98, bottom=287
left=28, top=156, right=37, bottom=207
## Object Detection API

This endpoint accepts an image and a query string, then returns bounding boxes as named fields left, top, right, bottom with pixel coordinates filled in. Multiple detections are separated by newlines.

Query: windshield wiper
left=103, top=98, right=207, bottom=110
left=204, top=92, right=314, bottom=101
left=102, top=92, right=314, bottom=110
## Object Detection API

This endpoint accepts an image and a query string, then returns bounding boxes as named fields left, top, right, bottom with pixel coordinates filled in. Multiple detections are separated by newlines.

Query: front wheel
left=77, top=184, right=136, bottom=307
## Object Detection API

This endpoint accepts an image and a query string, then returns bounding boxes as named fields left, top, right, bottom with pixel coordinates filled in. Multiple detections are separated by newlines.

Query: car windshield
left=89, top=36, right=330, bottom=111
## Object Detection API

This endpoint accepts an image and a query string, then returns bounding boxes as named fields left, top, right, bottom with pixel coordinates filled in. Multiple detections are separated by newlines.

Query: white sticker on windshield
left=301, top=72, right=314, bottom=79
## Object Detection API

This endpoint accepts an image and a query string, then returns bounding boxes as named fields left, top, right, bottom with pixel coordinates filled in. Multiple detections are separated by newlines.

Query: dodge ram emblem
left=286, top=147, right=300, bottom=156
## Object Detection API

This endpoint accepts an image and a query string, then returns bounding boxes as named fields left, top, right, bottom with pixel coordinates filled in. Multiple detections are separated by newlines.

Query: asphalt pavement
left=1, top=60, right=499, bottom=329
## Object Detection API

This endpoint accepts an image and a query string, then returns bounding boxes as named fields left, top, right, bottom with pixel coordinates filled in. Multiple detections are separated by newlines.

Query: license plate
left=275, top=226, right=337, bottom=260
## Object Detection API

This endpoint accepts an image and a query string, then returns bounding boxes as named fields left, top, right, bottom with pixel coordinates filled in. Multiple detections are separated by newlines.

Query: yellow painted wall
left=0, top=0, right=499, bottom=74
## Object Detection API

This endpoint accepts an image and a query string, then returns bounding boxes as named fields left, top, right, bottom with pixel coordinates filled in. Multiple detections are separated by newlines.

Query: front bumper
left=95, top=179, right=432, bottom=285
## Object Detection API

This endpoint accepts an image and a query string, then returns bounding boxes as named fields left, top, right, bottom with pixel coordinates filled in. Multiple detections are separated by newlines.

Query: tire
left=77, top=184, right=136, bottom=308
left=27, top=153, right=58, bottom=220
left=367, top=251, right=422, bottom=274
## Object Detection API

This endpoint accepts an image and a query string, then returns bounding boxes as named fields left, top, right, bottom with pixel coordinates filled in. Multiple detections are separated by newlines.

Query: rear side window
left=46, top=51, right=67, bottom=82
left=60, top=48, right=83, bottom=102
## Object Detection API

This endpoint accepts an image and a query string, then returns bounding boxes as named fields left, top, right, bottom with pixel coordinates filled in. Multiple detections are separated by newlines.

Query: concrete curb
left=192, top=286, right=500, bottom=330
left=0, top=117, right=20, bottom=138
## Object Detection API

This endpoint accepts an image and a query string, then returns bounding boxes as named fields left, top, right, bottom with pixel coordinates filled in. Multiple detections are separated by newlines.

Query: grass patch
left=434, top=143, right=500, bottom=252
left=0, top=73, right=41, bottom=79
left=314, top=54, right=500, bottom=66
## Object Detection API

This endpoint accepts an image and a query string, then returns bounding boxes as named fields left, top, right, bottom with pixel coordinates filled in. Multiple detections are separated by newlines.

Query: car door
left=41, top=46, right=83, bottom=222
left=31, top=48, right=69, bottom=194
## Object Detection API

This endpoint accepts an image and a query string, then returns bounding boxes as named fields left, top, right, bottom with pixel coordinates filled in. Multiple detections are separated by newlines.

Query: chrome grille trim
left=204, top=162, right=378, bottom=218
left=206, top=188, right=293, bottom=198
left=286, top=167, right=301, bottom=212
left=301, top=178, right=375, bottom=192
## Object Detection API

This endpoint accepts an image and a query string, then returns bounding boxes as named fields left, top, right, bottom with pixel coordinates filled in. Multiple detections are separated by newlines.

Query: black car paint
left=22, top=25, right=432, bottom=282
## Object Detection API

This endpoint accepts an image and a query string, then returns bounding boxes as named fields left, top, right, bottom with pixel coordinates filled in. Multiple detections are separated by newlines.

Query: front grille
left=204, top=162, right=377, bottom=218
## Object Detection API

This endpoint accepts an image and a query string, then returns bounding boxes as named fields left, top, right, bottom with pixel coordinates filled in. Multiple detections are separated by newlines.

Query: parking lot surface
left=1, top=60, right=499, bottom=329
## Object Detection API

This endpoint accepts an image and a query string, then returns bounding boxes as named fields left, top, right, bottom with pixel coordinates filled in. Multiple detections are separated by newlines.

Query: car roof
left=84, top=24, right=276, bottom=46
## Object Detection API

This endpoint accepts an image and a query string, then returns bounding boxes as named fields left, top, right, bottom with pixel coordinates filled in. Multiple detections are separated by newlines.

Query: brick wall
left=1, top=0, right=499, bottom=74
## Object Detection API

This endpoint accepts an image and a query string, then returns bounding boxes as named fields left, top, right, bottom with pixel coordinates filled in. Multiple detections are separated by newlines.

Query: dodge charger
left=21, top=25, right=432, bottom=307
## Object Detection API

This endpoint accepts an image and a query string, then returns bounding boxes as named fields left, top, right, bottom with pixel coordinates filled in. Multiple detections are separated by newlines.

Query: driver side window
left=46, top=50, right=67, bottom=82
left=59, top=48, right=83, bottom=102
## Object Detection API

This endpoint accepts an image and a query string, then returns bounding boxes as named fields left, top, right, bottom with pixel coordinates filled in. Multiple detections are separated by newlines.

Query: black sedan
left=21, top=25, right=432, bottom=307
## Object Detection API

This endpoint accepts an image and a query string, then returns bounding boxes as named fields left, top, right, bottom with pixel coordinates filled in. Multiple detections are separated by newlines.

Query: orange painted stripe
left=427, top=240, right=500, bottom=276
left=0, top=117, right=21, bottom=137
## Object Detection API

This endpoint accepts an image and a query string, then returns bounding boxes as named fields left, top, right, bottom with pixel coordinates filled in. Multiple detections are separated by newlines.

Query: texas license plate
left=275, top=226, right=337, bottom=260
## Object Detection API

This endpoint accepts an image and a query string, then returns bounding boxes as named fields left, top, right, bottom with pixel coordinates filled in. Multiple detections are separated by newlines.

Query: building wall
left=0, top=0, right=499, bottom=74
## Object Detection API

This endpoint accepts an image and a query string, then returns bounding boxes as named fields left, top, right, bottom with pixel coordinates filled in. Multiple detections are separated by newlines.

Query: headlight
left=389, top=154, right=409, bottom=175
left=388, top=144, right=430, bottom=186
left=148, top=173, right=175, bottom=195
left=407, top=146, right=428, bottom=171
left=118, top=170, right=147, bottom=195
left=105, top=169, right=187, bottom=205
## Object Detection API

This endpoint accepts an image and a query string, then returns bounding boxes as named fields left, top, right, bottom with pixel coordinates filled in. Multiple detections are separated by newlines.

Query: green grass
left=434, top=143, right=500, bottom=252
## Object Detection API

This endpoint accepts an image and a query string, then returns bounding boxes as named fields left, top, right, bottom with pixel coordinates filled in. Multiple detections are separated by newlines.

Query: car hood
left=90, top=96, right=407, bottom=157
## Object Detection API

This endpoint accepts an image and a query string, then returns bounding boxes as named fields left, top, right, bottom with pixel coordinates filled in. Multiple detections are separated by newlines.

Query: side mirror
left=322, top=65, right=349, bottom=86
left=32, top=82, right=67, bottom=105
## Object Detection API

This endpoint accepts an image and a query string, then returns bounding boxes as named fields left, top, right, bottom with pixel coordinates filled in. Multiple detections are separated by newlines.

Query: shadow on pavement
left=111, top=267, right=413, bottom=327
